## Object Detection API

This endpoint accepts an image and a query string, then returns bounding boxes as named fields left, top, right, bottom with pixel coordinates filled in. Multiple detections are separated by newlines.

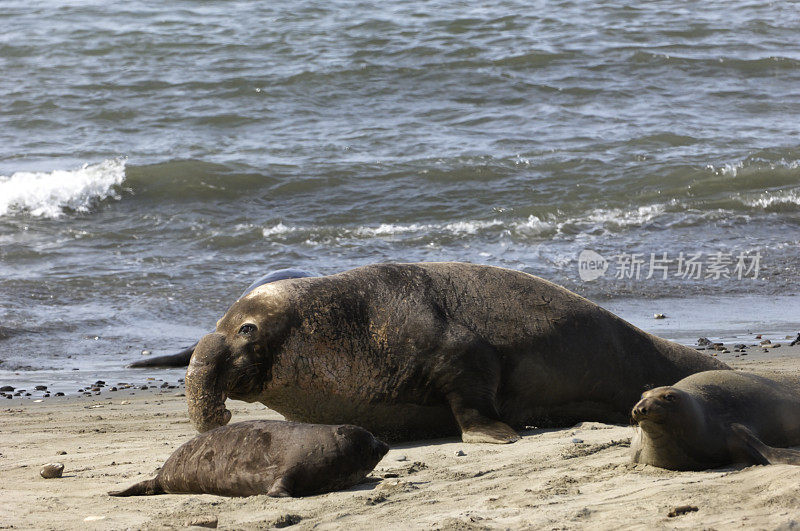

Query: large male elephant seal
left=186, top=262, right=728, bottom=443
left=631, top=370, right=800, bottom=470
left=108, top=420, right=388, bottom=497
left=129, top=268, right=316, bottom=368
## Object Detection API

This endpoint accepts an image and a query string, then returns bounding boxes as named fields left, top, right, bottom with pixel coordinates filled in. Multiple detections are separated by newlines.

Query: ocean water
left=1, top=1, right=799, bottom=391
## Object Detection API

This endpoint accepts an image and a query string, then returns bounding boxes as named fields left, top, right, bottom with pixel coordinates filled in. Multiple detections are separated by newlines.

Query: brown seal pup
left=185, top=262, right=728, bottom=443
left=631, top=370, right=800, bottom=470
left=108, top=420, right=389, bottom=497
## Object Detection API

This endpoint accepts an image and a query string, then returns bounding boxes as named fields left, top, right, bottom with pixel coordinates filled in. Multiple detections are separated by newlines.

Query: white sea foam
left=261, top=222, right=295, bottom=237
left=259, top=205, right=671, bottom=245
left=741, top=189, right=800, bottom=209
left=0, top=158, right=126, bottom=218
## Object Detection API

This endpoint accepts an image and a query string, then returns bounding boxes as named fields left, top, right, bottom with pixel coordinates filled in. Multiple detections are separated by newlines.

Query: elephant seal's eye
left=238, top=323, right=257, bottom=336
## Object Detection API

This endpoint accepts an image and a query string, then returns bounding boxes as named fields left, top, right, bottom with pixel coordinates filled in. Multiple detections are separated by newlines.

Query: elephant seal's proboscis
left=631, top=370, right=800, bottom=470
left=108, top=420, right=389, bottom=497
left=185, top=262, right=729, bottom=444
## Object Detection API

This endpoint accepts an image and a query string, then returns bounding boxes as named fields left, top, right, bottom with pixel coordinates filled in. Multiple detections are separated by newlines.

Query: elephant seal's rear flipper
left=730, top=424, right=800, bottom=466
left=128, top=344, right=196, bottom=368
left=108, top=478, right=163, bottom=497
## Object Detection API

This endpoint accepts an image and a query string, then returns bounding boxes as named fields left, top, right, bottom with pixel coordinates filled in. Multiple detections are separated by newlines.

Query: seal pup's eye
left=238, top=323, right=257, bottom=336
left=664, top=393, right=676, bottom=402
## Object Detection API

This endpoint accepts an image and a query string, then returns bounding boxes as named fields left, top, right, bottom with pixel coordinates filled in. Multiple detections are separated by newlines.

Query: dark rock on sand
left=40, top=463, right=64, bottom=479
left=668, top=505, right=698, bottom=518
left=274, top=514, right=302, bottom=528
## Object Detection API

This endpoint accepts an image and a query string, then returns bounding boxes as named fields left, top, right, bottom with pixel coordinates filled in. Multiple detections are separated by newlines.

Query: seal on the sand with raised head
left=631, top=370, right=800, bottom=470
left=108, top=420, right=388, bottom=497
left=184, top=262, right=728, bottom=444
left=128, top=268, right=316, bottom=368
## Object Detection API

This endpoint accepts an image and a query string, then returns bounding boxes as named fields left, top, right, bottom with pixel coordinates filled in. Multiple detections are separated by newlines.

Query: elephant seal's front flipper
left=439, top=327, right=520, bottom=444
left=730, top=424, right=800, bottom=466
left=266, top=477, right=293, bottom=498
left=108, top=478, right=163, bottom=497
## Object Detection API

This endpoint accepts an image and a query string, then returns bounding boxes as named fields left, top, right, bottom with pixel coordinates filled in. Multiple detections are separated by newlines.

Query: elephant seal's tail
left=128, top=344, right=196, bottom=368
left=108, top=478, right=164, bottom=497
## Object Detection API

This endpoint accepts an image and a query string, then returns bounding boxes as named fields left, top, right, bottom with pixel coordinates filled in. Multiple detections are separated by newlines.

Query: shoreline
left=2, top=347, right=800, bottom=529
left=2, top=328, right=797, bottom=399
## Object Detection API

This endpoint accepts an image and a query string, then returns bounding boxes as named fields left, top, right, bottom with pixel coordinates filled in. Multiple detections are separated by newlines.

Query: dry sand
left=2, top=346, right=800, bottom=530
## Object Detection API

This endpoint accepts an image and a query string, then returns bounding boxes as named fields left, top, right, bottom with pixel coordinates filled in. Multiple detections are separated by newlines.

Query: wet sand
left=2, top=343, right=799, bottom=530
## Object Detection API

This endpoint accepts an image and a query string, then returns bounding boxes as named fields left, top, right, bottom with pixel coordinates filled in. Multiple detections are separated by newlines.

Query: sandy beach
left=1, top=342, right=798, bottom=530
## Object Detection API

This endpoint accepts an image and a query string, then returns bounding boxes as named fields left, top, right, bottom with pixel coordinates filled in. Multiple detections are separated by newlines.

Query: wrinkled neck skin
left=632, top=395, right=727, bottom=471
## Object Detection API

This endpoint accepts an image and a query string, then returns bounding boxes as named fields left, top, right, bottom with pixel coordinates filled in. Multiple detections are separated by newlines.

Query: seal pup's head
left=630, top=386, right=717, bottom=470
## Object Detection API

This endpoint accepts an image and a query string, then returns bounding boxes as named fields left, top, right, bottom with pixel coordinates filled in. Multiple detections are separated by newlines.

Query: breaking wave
left=0, top=158, right=126, bottom=218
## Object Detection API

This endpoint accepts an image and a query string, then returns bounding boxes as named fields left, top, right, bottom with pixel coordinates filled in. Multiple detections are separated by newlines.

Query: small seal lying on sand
left=108, top=420, right=388, bottom=497
left=128, top=268, right=316, bottom=368
left=631, top=370, right=800, bottom=470
left=185, top=262, right=728, bottom=443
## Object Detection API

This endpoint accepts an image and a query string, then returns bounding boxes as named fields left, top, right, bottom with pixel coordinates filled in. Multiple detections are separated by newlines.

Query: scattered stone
left=120, top=401, right=129, bottom=405
left=109, top=387, right=117, bottom=392
left=714, top=345, right=726, bottom=351
left=734, top=344, right=747, bottom=350
left=763, top=349, right=769, bottom=353
left=697, top=338, right=713, bottom=346
left=161, top=382, right=169, bottom=388
left=273, top=514, right=302, bottom=528
left=668, top=505, right=698, bottom=517
left=365, top=493, right=387, bottom=505
left=0, top=386, right=14, bottom=392
left=56, top=451, right=67, bottom=455
left=721, top=350, right=730, bottom=354
left=653, top=313, right=666, bottom=319
left=40, top=463, right=64, bottom=478
left=454, top=449, right=466, bottom=457
left=761, top=339, right=772, bottom=345
left=141, top=350, right=151, bottom=356
left=407, top=461, right=427, bottom=474
left=34, top=385, right=47, bottom=391
left=55, top=392, right=64, bottom=397
left=140, top=385, right=149, bottom=390
left=383, top=472, right=399, bottom=478
left=173, top=392, right=185, bottom=397
left=185, top=516, right=218, bottom=528
left=395, top=455, right=408, bottom=462
left=571, top=438, right=584, bottom=444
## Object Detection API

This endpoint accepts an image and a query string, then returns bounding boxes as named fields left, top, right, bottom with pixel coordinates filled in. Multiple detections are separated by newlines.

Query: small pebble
left=395, top=455, right=408, bottom=462
left=185, top=516, right=218, bottom=528
left=571, top=438, right=584, bottom=444
left=653, top=313, right=666, bottom=319
left=35, top=385, right=47, bottom=391
left=40, top=462, right=64, bottom=479
left=55, top=392, right=64, bottom=396
left=141, top=350, right=151, bottom=356
left=454, top=450, right=466, bottom=457
left=140, top=386, right=149, bottom=390
left=273, top=514, right=302, bottom=528
left=57, top=451, right=67, bottom=455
